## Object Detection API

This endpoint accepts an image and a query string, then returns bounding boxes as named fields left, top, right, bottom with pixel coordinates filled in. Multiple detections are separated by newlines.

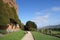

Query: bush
left=0, top=30, right=7, bottom=34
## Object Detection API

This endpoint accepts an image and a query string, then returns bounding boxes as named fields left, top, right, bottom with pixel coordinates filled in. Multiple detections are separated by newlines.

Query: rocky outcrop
left=3, top=0, right=18, bottom=13
left=0, top=0, right=21, bottom=33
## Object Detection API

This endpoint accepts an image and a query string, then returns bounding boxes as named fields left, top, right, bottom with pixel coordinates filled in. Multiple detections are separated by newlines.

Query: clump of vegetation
left=0, top=30, right=7, bottom=34
left=0, top=0, right=9, bottom=26
left=25, top=21, right=37, bottom=31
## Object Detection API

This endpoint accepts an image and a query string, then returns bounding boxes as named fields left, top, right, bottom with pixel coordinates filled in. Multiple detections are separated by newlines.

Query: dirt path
left=21, top=31, right=34, bottom=40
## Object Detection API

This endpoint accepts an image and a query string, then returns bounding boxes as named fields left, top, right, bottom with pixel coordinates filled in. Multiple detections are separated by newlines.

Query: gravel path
left=21, top=31, right=34, bottom=40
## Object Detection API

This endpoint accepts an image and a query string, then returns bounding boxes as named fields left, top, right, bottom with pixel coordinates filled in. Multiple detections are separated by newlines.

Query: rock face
left=0, top=0, right=21, bottom=32
left=0, top=0, right=20, bottom=25
left=3, top=0, right=18, bottom=13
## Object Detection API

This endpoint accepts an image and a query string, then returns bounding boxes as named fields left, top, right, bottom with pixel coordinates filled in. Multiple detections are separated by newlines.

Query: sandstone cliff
left=3, top=0, right=18, bottom=13
left=0, top=0, right=21, bottom=26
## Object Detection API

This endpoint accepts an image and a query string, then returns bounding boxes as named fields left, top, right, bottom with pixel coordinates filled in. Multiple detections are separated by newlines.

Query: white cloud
left=31, top=7, right=60, bottom=28
left=35, top=7, right=60, bottom=17
left=35, top=12, right=41, bottom=15
left=31, top=14, right=49, bottom=28
left=51, top=7, right=60, bottom=12
left=32, top=15, right=49, bottom=23
left=40, top=7, right=60, bottom=13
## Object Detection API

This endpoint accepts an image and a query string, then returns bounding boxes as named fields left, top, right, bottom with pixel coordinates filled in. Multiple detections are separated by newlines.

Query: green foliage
left=26, top=21, right=37, bottom=31
left=10, top=7, right=21, bottom=24
left=0, top=30, right=7, bottom=34
left=0, top=30, right=25, bottom=40
left=20, top=23, right=25, bottom=30
left=0, top=0, right=21, bottom=26
left=0, top=0, right=9, bottom=25
left=32, top=31, right=60, bottom=40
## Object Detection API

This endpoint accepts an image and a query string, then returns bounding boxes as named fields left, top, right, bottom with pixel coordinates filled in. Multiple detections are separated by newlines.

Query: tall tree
left=25, top=21, right=37, bottom=31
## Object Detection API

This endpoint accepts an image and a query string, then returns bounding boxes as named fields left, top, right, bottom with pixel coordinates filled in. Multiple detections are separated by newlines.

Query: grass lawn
left=52, top=31, right=60, bottom=35
left=0, top=30, right=25, bottom=40
left=32, top=31, right=60, bottom=40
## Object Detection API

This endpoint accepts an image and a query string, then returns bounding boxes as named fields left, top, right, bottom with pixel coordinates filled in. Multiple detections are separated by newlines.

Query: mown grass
left=0, top=30, right=25, bottom=40
left=32, top=31, right=60, bottom=40
left=52, top=31, right=60, bottom=35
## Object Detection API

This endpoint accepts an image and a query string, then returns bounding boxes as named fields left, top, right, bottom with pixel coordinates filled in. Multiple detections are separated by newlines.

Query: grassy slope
left=32, top=31, right=60, bottom=40
left=0, top=30, right=25, bottom=40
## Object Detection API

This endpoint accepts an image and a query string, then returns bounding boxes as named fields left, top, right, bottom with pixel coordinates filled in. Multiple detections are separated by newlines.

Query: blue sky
left=16, top=0, right=60, bottom=28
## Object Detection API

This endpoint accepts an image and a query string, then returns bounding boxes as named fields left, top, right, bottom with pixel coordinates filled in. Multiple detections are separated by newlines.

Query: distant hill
left=44, top=24, right=60, bottom=29
left=38, top=24, right=60, bottom=31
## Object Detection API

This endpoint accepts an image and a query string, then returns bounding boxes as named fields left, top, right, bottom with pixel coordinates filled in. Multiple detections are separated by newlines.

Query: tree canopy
left=25, top=21, right=37, bottom=31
